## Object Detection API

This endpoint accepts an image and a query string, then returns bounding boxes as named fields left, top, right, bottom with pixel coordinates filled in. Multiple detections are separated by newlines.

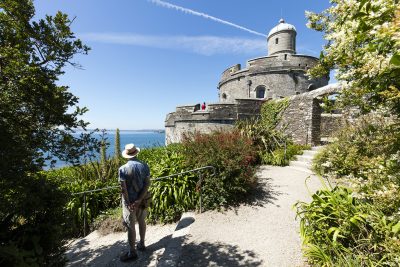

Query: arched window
left=256, top=86, right=266, bottom=99
left=275, top=38, right=279, bottom=44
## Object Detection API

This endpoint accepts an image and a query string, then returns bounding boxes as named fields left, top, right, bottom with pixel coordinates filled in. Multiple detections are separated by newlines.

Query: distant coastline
left=76, top=129, right=165, bottom=133
left=48, top=130, right=165, bottom=169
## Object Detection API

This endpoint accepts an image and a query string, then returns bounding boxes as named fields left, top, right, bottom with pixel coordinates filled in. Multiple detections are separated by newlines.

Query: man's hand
left=129, top=200, right=141, bottom=211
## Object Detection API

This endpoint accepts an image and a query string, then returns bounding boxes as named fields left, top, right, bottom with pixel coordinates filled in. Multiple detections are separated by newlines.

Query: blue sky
left=34, top=0, right=332, bottom=130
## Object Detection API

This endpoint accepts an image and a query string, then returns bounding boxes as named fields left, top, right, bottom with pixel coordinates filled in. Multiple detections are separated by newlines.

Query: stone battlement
left=219, top=54, right=320, bottom=87
left=165, top=100, right=264, bottom=144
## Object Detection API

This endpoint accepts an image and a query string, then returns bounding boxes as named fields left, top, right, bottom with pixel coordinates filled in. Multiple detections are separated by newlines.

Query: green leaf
left=392, top=222, right=400, bottom=234
left=390, top=53, right=400, bottom=66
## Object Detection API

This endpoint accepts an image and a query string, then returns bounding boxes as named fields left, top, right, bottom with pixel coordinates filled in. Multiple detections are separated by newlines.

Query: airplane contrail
left=148, top=0, right=266, bottom=37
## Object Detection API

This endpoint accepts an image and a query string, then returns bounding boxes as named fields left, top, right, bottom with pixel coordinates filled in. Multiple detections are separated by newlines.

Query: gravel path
left=177, top=165, right=323, bottom=267
left=66, top=223, right=176, bottom=266
left=65, top=165, right=323, bottom=266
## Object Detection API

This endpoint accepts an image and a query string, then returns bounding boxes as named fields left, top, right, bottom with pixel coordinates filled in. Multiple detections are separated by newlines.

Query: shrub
left=0, top=174, right=69, bottom=266
left=303, top=114, right=400, bottom=265
left=313, top=114, right=400, bottom=215
left=182, top=131, right=257, bottom=209
left=236, top=98, right=305, bottom=166
left=139, top=145, right=198, bottom=223
left=43, top=158, right=121, bottom=236
left=45, top=132, right=259, bottom=229
left=262, top=143, right=310, bottom=166
left=296, top=186, right=400, bottom=266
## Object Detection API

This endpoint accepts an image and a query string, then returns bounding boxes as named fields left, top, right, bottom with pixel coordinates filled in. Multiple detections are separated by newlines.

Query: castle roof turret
left=268, top=19, right=296, bottom=38
left=267, top=19, right=297, bottom=55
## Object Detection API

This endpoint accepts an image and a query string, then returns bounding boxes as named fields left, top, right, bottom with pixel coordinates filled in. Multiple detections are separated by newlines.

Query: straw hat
left=121, top=143, right=141, bottom=159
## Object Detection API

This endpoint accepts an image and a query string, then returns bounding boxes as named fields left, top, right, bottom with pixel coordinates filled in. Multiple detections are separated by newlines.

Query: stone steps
left=287, top=146, right=323, bottom=174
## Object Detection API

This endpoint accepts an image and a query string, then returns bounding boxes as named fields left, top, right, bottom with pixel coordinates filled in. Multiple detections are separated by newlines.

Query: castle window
left=256, top=86, right=266, bottom=99
left=284, top=54, right=287, bottom=60
left=222, top=93, right=227, bottom=99
left=275, top=38, right=279, bottom=44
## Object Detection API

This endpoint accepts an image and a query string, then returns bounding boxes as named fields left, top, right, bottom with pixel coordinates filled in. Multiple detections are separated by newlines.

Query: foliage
left=313, top=114, right=400, bottom=215
left=43, top=158, right=121, bottom=236
left=296, top=185, right=400, bottom=266
left=236, top=98, right=304, bottom=166
left=44, top=130, right=261, bottom=231
left=306, top=0, right=400, bottom=114
left=182, top=131, right=257, bottom=209
left=320, top=95, right=336, bottom=114
left=0, top=0, right=99, bottom=265
left=304, top=4, right=400, bottom=261
left=262, top=143, right=310, bottom=166
left=115, top=128, right=121, bottom=165
left=260, top=98, right=290, bottom=130
left=0, top=174, right=69, bottom=267
left=138, top=144, right=199, bottom=223
left=302, top=114, right=400, bottom=265
left=52, top=131, right=260, bottom=227
left=92, top=207, right=125, bottom=235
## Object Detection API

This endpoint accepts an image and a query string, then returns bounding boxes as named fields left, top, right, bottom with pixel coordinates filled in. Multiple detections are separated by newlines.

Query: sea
left=49, top=130, right=165, bottom=169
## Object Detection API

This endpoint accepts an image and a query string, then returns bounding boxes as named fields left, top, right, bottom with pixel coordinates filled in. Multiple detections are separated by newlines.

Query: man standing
left=119, top=143, right=151, bottom=262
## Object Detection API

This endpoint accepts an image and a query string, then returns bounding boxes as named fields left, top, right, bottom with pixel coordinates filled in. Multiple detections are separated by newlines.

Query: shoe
left=137, top=242, right=146, bottom=251
left=120, top=251, right=138, bottom=262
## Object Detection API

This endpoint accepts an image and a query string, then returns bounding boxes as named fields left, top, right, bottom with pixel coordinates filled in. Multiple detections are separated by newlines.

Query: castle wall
left=165, top=121, right=235, bottom=144
left=320, top=113, right=345, bottom=140
left=277, top=84, right=341, bottom=146
left=218, top=54, right=329, bottom=103
left=165, top=100, right=263, bottom=145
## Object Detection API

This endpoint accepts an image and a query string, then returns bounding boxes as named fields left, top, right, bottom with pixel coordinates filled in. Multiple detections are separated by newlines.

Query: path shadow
left=67, top=234, right=173, bottom=267
left=243, top=177, right=281, bottom=207
left=178, top=240, right=263, bottom=267
left=222, top=175, right=282, bottom=215
left=66, top=238, right=90, bottom=257
left=176, top=216, right=195, bottom=231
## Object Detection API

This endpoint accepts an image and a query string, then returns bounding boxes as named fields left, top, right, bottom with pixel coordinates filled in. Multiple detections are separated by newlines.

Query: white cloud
left=148, top=0, right=266, bottom=37
left=80, top=33, right=266, bottom=56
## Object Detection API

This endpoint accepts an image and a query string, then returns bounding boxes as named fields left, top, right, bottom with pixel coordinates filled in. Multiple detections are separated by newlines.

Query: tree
left=0, top=0, right=100, bottom=265
left=115, top=128, right=121, bottom=165
left=306, top=0, right=400, bottom=114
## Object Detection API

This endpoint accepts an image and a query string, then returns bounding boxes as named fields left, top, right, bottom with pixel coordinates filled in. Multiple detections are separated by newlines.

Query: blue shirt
left=118, top=158, right=150, bottom=203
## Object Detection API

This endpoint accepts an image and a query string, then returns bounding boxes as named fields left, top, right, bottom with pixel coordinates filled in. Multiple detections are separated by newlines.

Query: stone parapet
left=164, top=100, right=263, bottom=145
left=218, top=54, right=320, bottom=87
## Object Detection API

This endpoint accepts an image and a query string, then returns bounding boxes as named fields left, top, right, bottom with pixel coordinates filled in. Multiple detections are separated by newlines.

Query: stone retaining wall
left=277, top=84, right=341, bottom=146
left=320, top=113, right=345, bottom=138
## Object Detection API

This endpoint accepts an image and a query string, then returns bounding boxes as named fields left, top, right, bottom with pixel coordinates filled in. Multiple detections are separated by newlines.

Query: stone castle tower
left=218, top=19, right=329, bottom=103
left=165, top=19, right=330, bottom=145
